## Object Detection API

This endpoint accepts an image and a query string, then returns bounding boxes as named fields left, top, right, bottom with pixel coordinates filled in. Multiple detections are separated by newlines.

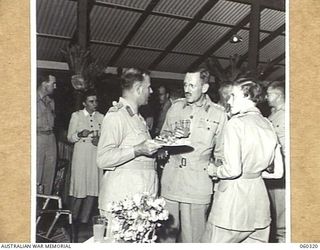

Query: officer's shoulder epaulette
left=171, top=98, right=187, bottom=108
left=210, top=102, right=225, bottom=112
left=107, top=102, right=124, bottom=113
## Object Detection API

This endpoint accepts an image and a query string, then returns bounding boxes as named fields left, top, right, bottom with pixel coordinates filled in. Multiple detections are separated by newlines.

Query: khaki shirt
left=97, top=97, right=158, bottom=209
left=160, top=95, right=227, bottom=204
left=269, top=104, right=285, bottom=156
left=37, top=92, right=55, bottom=132
left=209, top=107, right=279, bottom=230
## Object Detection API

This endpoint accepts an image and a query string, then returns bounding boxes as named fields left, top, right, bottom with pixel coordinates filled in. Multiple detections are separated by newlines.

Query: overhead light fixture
left=230, top=34, right=243, bottom=43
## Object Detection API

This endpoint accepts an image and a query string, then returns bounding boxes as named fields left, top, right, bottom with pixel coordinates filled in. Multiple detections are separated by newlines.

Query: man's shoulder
left=170, top=98, right=187, bottom=109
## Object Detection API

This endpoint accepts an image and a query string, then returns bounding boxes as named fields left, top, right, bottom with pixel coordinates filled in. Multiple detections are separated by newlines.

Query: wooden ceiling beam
left=107, top=0, right=160, bottom=66
left=148, top=0, right=220, bottom=70
left=226, top=0, right=285, bottom=12
left=187, top=7, right=265, bottom=72
left=236, top=23, right=285, bottom=68
left=247, top=0, right=261, bottom=76
left=69, top=0, right=95, bottom=48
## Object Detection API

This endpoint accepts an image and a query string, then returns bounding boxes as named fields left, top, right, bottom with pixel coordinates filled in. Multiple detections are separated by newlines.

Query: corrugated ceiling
left=37, top=0, right=76, bottom=37
left=129, top=15, right=188, bottom=49
left=153, top=0, right=208, bottom=18
left=96, top=0, right=151, bottom=10
left=36, top=0, right=286, bottom=81
left=202, top=0, right=251, bottom=25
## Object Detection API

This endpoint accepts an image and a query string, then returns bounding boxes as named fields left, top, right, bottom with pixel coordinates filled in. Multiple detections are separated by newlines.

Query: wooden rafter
left=235, top=24, right=285, bottom=68
left=186, top=7, right=265, bottom=72
left=69, top=0, right=95, bottom=48
left=247, top=0, right=261, bottom=76
left=148, top=0, right=220, bottom=70
left=226, top=0, right=285, bottom=11
left=107, top=0, right=160, bottom=66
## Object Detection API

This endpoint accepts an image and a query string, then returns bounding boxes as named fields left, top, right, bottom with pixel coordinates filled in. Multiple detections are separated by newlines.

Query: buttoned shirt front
left=37, top=92, right=55, bottom=132
left=160, top=95, right=227, bottom=204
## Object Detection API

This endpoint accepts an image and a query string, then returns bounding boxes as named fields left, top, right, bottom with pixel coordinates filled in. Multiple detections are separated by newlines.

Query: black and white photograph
left=34, top=0, right=287, bottom=244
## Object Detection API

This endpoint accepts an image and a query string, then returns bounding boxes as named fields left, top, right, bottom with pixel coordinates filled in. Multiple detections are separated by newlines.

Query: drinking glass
left=92, top=215, right=107, bottom=242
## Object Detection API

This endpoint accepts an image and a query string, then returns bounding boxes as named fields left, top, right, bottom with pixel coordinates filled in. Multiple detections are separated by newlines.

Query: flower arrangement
left=106, top=193, right=169, bottom=243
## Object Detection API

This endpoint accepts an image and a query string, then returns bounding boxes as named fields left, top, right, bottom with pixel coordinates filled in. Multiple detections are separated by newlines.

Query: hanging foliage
left=61, top=45, right=103, bottom=91
left=206, top=54, right=279, bottom=85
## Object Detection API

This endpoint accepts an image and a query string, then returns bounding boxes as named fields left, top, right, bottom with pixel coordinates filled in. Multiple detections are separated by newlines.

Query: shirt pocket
left=196, top=118, right=220, bottom=143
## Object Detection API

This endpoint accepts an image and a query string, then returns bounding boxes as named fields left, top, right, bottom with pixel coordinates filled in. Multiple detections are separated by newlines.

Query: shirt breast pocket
left=197, top=119, right=219, bottom=142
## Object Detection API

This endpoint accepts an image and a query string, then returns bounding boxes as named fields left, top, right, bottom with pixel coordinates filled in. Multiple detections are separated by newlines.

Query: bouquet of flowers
left=106, top=193, right=169, bottom=243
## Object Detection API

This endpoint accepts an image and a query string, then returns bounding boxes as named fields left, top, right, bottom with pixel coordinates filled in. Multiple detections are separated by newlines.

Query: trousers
left=159, top=198, right=209, bottom=243
left=269, top=187, right=286, bottom=242
left=201, top=223, right=270, bottom=243
left=37, top=134, right=57, bottom=195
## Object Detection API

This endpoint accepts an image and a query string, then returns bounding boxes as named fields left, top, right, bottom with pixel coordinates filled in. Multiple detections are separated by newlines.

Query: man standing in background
left=37, top=74, right=57, bottom=195
left=266, top=81, right=286, bottom=243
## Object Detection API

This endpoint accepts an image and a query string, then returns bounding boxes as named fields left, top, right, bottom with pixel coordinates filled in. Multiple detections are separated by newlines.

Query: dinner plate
left=152, top=138, right=191, bottom=147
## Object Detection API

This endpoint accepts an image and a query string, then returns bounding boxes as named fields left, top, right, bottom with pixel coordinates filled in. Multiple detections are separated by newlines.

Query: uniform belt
left=240, top=172, right=261, bottom=179
left=118, top=160, right=156, bottom=171
left=170, top=155, right=211, bottom=170
left=37, top=130, right=53, bottom=135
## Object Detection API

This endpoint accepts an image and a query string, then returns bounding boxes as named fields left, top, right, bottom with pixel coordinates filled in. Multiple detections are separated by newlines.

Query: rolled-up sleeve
left=217, top=119, right=242, bottom=179
left=97, top=112, right=135, bottom=170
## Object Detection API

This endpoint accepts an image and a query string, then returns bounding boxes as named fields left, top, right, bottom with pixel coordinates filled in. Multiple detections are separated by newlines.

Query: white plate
left=153, top=139, right=191, bottom=147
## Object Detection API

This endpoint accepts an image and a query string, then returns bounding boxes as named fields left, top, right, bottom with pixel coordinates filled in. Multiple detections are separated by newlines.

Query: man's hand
left=78, top=129, right=92, bottom=138
left=207, top=162, right=218, bottom=180
left=157, top=148, right=169, bottom=160
left=174, top=127, right=190, bottom=138
left=134, top=140, right=162, bottom=157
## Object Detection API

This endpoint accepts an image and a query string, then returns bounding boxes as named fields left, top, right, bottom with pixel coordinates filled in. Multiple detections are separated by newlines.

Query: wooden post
left=248, top=0, right=261, bottom=77
left=77, top=0, right=90, bottom=50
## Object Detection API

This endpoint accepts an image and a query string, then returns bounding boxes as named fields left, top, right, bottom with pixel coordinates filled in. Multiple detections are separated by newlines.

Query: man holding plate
left=159, top=68, right=227, bottom=243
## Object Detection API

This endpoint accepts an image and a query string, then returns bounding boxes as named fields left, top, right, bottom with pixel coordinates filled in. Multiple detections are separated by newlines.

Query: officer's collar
left=119, top=97, right=137, bottom=117
left=232, top=106, right=261, bottom=118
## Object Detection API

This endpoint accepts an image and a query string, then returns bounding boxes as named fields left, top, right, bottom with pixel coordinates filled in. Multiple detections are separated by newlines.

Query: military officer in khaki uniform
left=97, top=68, right=162, bottom=212
left=266, top=81, right=286, bottom=242
left=159, top=68, right=227, bottom=243
left=202, top=79, right=284, bottom=243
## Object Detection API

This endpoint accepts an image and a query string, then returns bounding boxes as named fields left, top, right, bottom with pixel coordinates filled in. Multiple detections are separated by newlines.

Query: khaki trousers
left=160, top=198, right=209, bottom=243
left=269, top=187, right=286, bottom=242
left=202, top=223, right=270, bottom=243
left=37, top=134, right=57, bottom=195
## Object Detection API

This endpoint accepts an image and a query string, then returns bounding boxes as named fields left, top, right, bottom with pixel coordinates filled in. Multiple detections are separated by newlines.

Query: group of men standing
left=36, top=67, right=286, bottom=243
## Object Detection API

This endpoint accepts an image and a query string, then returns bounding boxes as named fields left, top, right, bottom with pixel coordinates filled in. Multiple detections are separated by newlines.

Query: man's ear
left=133, top=82, right=142, bottom=95
left=202, top=83, right=209, bottom=93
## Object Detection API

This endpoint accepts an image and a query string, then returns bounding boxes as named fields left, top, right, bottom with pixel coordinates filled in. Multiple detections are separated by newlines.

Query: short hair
left=187, top=67, right=210, bottom=84
left=219, top=81, right=233, bottom=93
left=268, top=81, right=285, bottom=96
left=234, top=78, right=265, bottom=104
left=37, top=74, right=50, bottom=88
left=121, top=68, right=150, bottom=90
left=82, top=89, right=97, bottom=102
